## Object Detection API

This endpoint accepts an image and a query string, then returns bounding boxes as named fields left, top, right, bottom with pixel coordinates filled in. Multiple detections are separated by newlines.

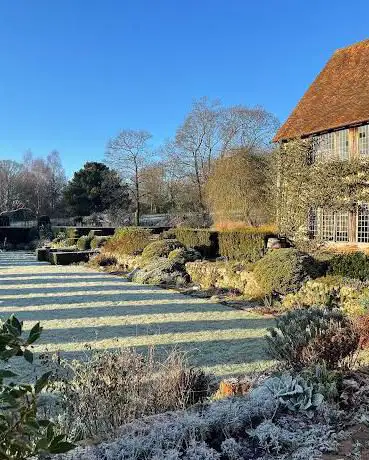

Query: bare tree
left=0, top=160, right=24, bottom=212
left=105, top=129, right=153, bottom=225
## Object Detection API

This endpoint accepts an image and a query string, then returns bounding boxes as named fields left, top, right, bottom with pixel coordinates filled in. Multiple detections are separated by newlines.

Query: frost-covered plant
left=51, top=348, right=212, bottom=441
left=266, top=307, right=360, bottom=369
left=261, top=374, right=324, bottom=413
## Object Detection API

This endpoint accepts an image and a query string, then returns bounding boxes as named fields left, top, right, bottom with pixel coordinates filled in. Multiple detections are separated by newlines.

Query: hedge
left=104, top=227, right=153, bottom=256
left=77, top=235, right=93, bottom=250
left=51, top=251, right=96, bottom=265
left=174, top=228, right=218, bottom=258
left=218, top=228, right=276, bottom=262
left=0, top=227, right=39, bottom=244
left=328, top=252, right=369, bottom=281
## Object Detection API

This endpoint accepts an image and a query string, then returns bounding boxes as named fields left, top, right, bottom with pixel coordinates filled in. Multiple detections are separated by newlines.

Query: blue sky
left=1, top=0, right=368, bottom=177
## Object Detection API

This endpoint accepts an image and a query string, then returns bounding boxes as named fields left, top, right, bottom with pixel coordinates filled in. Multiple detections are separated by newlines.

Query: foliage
left=90, top=236, right=110, bottom=249
left=266, top=307, right=360, bottom=369
left=168, top=247, right=202, bottom=264
left=174, top=228, right=218, bottom=258
left=254, top=374, right=324, bottom=413
left=141, top=239, right=184, bottom=260
left=76, top=235, right=92, bottom=250
left=89, top=253, right=118, bottom=268
left=282, top=275, right=369, bottom=317
left=103, top=227, right=152, bottom=256
left=0, top=315, right=74, bottom=459
left=205, top=149, right=274, bottom=227
left=328, top=252, right=369, bottom=281
left=277, top=140, right=369, bottom=238
left=129, top=257, right=189, bottom=286
left=253, top=248, right=322, bottom=295
left=218, top=226, right=276, bottom=262
left=54, top=373, right=337, bottom=460
left=64, top=162, right=130, bottom=216
left=52, top=348, right=213, bottom=441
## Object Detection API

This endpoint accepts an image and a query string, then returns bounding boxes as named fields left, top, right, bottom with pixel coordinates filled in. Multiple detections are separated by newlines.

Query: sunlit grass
left=0, top=252, right=274, bottom=377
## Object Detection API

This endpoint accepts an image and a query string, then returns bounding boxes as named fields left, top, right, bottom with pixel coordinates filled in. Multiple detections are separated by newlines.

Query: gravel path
left=0, top=251, right=273, bottom=377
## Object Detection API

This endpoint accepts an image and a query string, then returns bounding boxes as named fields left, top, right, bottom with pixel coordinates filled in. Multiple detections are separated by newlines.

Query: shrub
left=77, top=235, right=93, bottom=250
left=53, top=348, right=213, bottom=441
left=266, top=307, right=360, bottom=369
left=282, top=276, right=369, bottom=317
left=353, top=313, right=369, bottom=349
left=52, top=251, right=92, bottom=265
left=89, top=253, right=118, bottom=268
left=90, top=236, right=110, bottom=249
left=0, top=315, right=74, bottom=458
left=328, top=252, right=369, bottom=281
left=174, top=228, right=218, bottom=258
left=104, top=227, right=152, bottom=256
left=168, top=247, right=202, bottom=264
left=218, top=227, right=276, bottom=262
left=161, top=229, right=177, bottom=239
left=141, top=239, right=184, bottom=260
left=253, top=248, right=322, bottom=295
left=129, top=258, right=189, bottom=286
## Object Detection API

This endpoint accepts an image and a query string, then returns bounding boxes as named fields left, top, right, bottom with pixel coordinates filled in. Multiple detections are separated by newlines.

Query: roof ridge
left=335, top=38, right=369, bottom=53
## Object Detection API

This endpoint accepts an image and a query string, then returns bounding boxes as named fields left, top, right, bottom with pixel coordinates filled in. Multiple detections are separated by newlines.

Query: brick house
left=274, top=39, right=369, bottom=244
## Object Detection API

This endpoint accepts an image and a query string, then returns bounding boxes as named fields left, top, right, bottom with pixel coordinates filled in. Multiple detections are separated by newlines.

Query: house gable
left=274, top=39, right=369, bottom=142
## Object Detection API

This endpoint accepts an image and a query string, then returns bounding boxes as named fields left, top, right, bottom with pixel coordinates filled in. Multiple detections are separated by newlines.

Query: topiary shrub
left=77, top=235, right=93, bottom=250
left=90, top=236, right=110, bottom=249
left=253, top=248, right=322, bottom=295
left=129, top=258, right=189, bottom=286
left=174, top=228, right=218, bottom=258
left=104, top=227, right=152, bottom=256
left=168, top=247, right=202, bottom=264
left=266, top=307, right=360, bottom=369
left=218, top=227, right=275, bottom=262
left=141, top=239, right=184, bottom=260
left=328, top=252, right=369, bottom=281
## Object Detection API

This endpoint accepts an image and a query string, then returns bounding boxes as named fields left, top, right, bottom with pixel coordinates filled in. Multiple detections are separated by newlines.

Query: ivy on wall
left=277, top=139, right=369, bottom=239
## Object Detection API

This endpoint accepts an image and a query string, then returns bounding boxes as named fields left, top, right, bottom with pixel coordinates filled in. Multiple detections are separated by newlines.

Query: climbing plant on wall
left=277, top=139, right=369, bottom=239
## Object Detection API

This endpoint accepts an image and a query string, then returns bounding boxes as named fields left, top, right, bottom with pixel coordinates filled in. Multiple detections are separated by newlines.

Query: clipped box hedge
left=51, top=250, right=96, bottom=265
left=218, top=228, right=276, bottom=262
left=174, top=228, right=218, bottom=258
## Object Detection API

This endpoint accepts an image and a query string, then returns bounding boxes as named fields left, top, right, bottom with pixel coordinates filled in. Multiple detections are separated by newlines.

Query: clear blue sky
left=1, top=0, right=368, bottom=177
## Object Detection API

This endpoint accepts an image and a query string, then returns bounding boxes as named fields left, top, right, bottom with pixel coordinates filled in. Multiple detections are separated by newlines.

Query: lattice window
left=308, top=208, right=318, bottom=237
left=358, top=203, right=369, bottom=242
left=335, top=211, right=349, bottom=242
left=337, top=129, right=349, bottom=160
left=321, top=209, right=335, bottom=241
left=358, top=125, right=369, bottom=156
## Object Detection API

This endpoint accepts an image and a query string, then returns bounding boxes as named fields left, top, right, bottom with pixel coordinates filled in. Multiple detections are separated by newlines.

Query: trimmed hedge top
left=218, top=228, right=275, bottom=262
left=174, top=228, right=218, bottom=258
left=328, top=252, right=369, bottom=281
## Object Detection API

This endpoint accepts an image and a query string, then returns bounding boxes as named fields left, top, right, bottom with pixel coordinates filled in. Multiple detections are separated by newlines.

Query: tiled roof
left=274, top=39, right=369, bottom=141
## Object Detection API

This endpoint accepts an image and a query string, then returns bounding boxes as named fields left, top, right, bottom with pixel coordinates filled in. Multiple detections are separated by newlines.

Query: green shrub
left=253, top=248, right=322, bottom=295
left=282, top=275, right=369, bottom=317
left=0, top=315, right=75, bottom=458
left=218, top=228, right=275, bottom=262
left=77, top=235, right=93, bottom=250
left=90, top=236, right=110, bottom=249
left=174, top=228, right=218, bottom=258
left=161, top=229, right=177, bottom=239
left=65, top=237, right=79, bottom=246
left=328, top=252, right=369, bottom=281
left=168, top=247, right=202, bottom=264
left=104, top=227, right=152, bottom=256
left=88, top=229, right=104, bottom=238
left=266, top=307, right=359, bottom=369
left=141, top=239, right=184, bottom=260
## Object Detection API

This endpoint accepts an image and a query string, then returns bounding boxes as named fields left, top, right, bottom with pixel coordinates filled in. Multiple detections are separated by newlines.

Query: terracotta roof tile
left=274, top=39, right=369, bottom=141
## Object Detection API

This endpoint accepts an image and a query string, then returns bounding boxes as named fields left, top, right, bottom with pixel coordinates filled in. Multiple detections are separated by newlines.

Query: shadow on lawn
left=38, top=317, right=274, bottom=344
